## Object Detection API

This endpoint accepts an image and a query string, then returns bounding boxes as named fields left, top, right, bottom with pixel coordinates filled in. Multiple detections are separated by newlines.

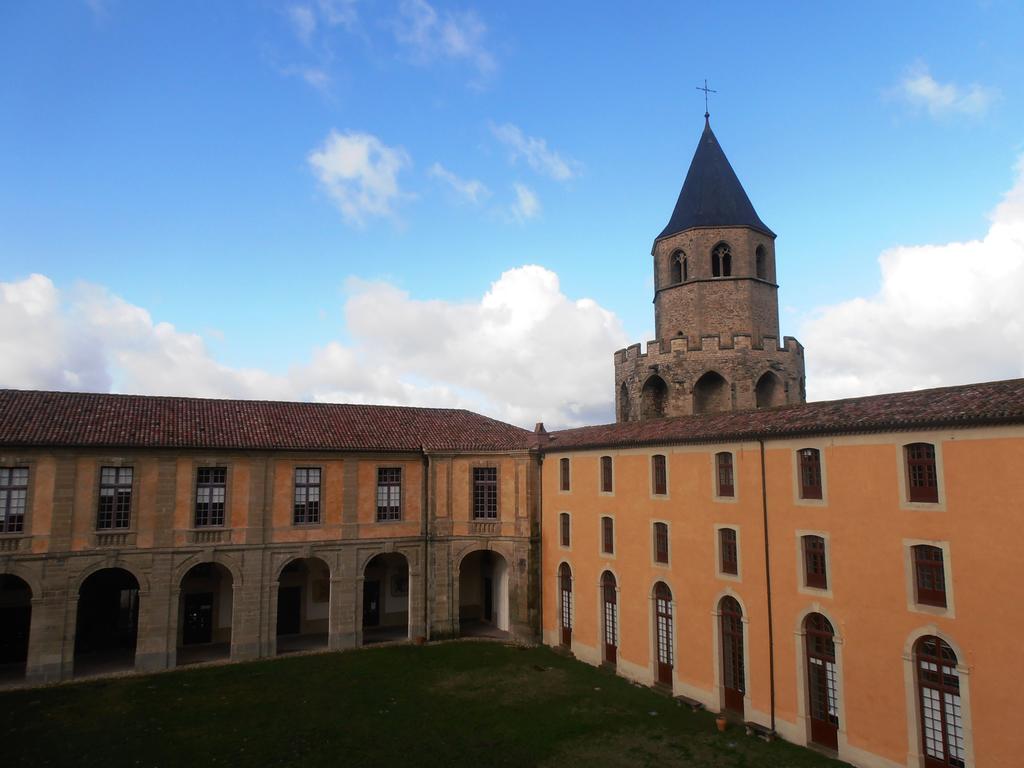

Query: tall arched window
left=805, top=613, right=839, bottom=749
left=719, top=596, right=745, bottom=713
left=653, top=582, right=673, bottom=686
left=755, top=245, right=767, bottom=279
left=670, top=250, right=685, bottom=284
left=712, top=242, right=732, bottom=277
left=559, top=563, right=573, bottom=647
left=601, top=571, right=618, bottom=665
left=916, top=635, right=966, bottom=767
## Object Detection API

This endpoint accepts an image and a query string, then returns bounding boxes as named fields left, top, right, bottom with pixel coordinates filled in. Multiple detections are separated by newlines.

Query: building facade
left=0, top=392, right=540, bottom=683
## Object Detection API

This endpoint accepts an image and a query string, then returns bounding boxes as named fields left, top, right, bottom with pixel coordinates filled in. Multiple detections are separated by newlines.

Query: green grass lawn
left=0, top=642, right=846, bottom=767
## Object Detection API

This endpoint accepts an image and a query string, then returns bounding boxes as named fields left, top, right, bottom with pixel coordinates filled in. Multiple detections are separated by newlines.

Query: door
left=806, top=614, right=839, bottom=750
left=720, top=597, right=745, bottom=714
left=602, top=573, right=617, bottom=665
left=483, top=577, right=493, bottom=623
left=362, top=581, right=381, bottom=628
left=654, top=583, right=673, bottom=686
left=182, top=592, right=213, bottom=645
left=277, top=586, right=302, bottom=636
left=559, top=564, right=572, bottom=647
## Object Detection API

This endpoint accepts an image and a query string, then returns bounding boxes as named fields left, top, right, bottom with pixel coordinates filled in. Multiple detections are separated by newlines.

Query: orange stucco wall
left=542, top=426, right=1024, bottom=768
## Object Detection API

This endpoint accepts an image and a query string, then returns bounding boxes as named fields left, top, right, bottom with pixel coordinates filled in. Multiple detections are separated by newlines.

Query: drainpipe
left=759, top=438, right=776, bottom=733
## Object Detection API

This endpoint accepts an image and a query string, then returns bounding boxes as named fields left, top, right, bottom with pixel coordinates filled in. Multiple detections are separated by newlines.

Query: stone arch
left=693, top=370, right=729, bottom=414
left=278, top=556, right=333, bottom=652
left=619, top=381, right=632, bottom=422
left=755, top=370, right=785, bottom=408
left=0, top=573, right=34, bottom=679
left=175, top=551, right=244, bottom=588
left=177, top=561, right=235, bottom=665
left=0, top=563, right=43, bottom=599
left=641, top=374, right=668, bottom=419
left=73, top=559, right=149, bottom=596
left=457, top=549, right=509, bottom=637
left=74, top=567, right=141, bottom=677
left=795, top=608, right=846, bottom=751
left=361, top=552, right=409, bottom=644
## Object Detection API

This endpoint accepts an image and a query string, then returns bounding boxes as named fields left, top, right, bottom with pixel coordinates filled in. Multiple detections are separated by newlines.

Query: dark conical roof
left=656, top=117, right=774, bottom=242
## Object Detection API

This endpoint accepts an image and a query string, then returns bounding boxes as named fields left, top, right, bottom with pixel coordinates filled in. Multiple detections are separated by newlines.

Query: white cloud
left=394, top=0, right=495, bottom=76
left=288, top=5, right=317, bottom=44
left=300, top=67, right=331, bottom=91
left=490, top=122, right=580, bottom=181
left=894, top=63, right=999, bottom=118
left=316, top=0, right=358, bottom=30
left=509, top=183, right=540, bottom=222
left=428, top=162, right=490, bottom=204
left=801, top=155, right=1024, bottom=401
left=308, top=130, right=411, bottom=226
left=0, top=267, right=626, bottom=428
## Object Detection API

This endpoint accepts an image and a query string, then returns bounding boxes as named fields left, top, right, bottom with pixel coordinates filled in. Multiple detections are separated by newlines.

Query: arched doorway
left=177, top=562, right=233, bottom=666
left=74, top=568, right=139, bottom=677
left=755, top=371, right=784, bottom=408
left=277, top=557, right=331, bottom=653
left=458, top=550, right=509, bottom=638
left=693, top=371, right=729, bottom=414
left=601, top=571, right=617, bottom=666
left=362, top=553, right=408, bottom=645
left=804, top=613, right=839, bottom=750
left=557, top=562, right=572, bottom=647
left=915, top=635, right=966, bottom=767
left=653, top=581, right=673, bottom=686
left=641, top=375, right=668, bottom=419
left=719, top=596, right=745, bottom=714
left=0, top=574, right=32, bottom=681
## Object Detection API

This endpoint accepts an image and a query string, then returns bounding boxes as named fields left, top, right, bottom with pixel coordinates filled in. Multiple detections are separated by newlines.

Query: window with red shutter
left=803, top=535, right=827, bottom=589
left=798, top=448, right=823, bottom=500
left=720, top=528, right=738, bottom=575
left=913, top=545, right=947, bottom=607
left=716, top=452, right=734, bottom=497
left=653, top=522, right=669, bottom=564
left=905, top=443, right=939, bottom=503
left=652, top=455, right=667, bottom=495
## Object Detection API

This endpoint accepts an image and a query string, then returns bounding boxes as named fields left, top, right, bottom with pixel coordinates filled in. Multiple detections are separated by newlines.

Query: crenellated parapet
left=614, top=332, right=805, bottom=421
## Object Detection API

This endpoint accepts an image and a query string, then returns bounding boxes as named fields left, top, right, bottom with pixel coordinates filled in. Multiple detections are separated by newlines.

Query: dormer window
left=712, top=243, right=732, bottom=277
left=670, top=251, right=687, bottom=284
left=755, top=245, right=767, bottom=279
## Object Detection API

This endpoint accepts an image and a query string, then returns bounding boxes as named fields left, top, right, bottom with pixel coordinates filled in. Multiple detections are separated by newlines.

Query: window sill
left=93, top=530, right=137, bottom=548
left=0, top=534, right=28, bottom=552
left=187, top=528, right=231, bottom=545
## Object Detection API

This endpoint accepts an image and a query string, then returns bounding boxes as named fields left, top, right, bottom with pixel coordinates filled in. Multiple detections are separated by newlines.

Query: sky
left=3, top=1, right=1024, bottom=428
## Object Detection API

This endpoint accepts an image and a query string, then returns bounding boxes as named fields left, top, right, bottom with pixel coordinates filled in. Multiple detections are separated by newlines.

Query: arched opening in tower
left=619, top=382, right=632, bottom=422
left=755, top=371, right=784, bottom=408
left=641, top=375, right=668, bottom=419
left=693, top=371, right=729, bottom=414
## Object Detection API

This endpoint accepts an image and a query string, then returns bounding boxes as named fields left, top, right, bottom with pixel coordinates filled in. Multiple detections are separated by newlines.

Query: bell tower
left=614, top=116, right=806, bottom=422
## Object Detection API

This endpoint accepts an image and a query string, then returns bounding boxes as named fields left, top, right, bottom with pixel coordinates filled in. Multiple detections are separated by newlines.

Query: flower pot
left=715, top=716, right=727, bottom=733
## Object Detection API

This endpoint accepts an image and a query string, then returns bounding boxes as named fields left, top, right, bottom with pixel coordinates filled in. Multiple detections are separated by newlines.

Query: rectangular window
left=559, top=512, right=570, bottom=547
left=97, top=466, right=133, bottom=529
left=293, top=467, right=321, bottom=525
left=652, top=455, right=667, bottom=496
left=720, top=528, right=738, bottom=575
left=799, top=448, right=823, bottom=500
left=906, top=443, right=938, bottom=503
left=716, top=452, right=734, bottom=497
left=803, top=535, right=827, bottom=589
left=914, top=545, right=947, bottom=607
left=194, top=467, right=227, bottom=527
left=472, top=467, right=498, bottom=519
left=600, top=456, right=613, bottom=493
left=654, top=522, right=669, bottom=564
left=559, top=458, right=570, bottom=492
left=375, top=467, right=402, bottom=522
left=0, top=467, right=28, bottom=534
left=601, top=516, right=614, bottom=554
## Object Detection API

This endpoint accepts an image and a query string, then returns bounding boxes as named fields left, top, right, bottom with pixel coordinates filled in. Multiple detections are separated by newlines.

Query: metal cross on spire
left=696, top=79, right=717, bottom=118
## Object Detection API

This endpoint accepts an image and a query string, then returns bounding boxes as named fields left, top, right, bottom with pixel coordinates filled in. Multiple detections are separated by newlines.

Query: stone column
left=25, top=591, right=67, bottom=684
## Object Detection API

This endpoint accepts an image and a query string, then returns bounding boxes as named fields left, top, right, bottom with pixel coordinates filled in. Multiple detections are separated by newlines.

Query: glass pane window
left=559, top=458, right=570, bottom=492
left=716, top=452, right=734, bottom=497
left=559, top=512, right=570, bottom=547
left=654, top=522, right=669, bottom=563
left=376, top=467, right=402, bottom=522
left=97, top=466, right=133, bottom=529
left=600, top=456, right=613, bottom=493
left=294, top=467, right=322, bottom=524
left=0, top=467, right=29, bottom=534
left=720, top=528, right=738, bottom=575
left=799, top=448, right=823, bottom=499
left=803, top=535, right=828, bottom=589
left=601, top=516, right=614, bottom=554
left=652, top=455, right=667, bottom=495
left=914, top=545, right=947, bottom=607
left=906, top=443, right=939, bottom=503
left=473, top=467, right=498, bottom=519
left=195, top=467, right=227, bottom=527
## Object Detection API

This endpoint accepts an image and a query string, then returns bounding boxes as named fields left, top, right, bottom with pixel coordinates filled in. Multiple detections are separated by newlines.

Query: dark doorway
left=177, top=562, right=233, bottom=666
left=755, top=371, right=784, bottom=409
left=277, top=586, right=302, bottom=636
left=74, top=568, right=139, bottom=677
left=458, top=550, right=509, bottom=638
left=182, top=593, right=213, bottom=645
left=483, top=576, right=493, bottom=622
left=362, top=581, right=380, bottom=628
left=693, top=371, right=729, bottom=414
left=0, top=575, right=32, bottom=680
left=641, top=375, right=668, bottom=419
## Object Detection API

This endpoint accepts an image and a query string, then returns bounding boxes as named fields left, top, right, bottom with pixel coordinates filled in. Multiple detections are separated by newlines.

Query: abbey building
left=2, top=118, right=1021, bottom=768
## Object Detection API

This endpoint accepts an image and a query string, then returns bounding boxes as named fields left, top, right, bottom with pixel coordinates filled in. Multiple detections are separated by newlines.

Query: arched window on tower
left=712, top=243, right=732, bottom=277
left=641, top=375, right=668, bottom=419
left=670, top=251, right=686, bottom=284
left=619, top=381, right=632, bottom=422
left=755, top=245, right=767, bottom=280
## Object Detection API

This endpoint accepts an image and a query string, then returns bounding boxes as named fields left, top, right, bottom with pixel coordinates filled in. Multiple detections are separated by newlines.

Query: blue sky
left=3, top=1, right=1024, bottom=427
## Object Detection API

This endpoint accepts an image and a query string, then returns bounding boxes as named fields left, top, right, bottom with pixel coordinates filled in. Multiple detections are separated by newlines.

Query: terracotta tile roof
left=543, top=378, right=1024, bottom=452
left=0, top=390, right=534, bottom=453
